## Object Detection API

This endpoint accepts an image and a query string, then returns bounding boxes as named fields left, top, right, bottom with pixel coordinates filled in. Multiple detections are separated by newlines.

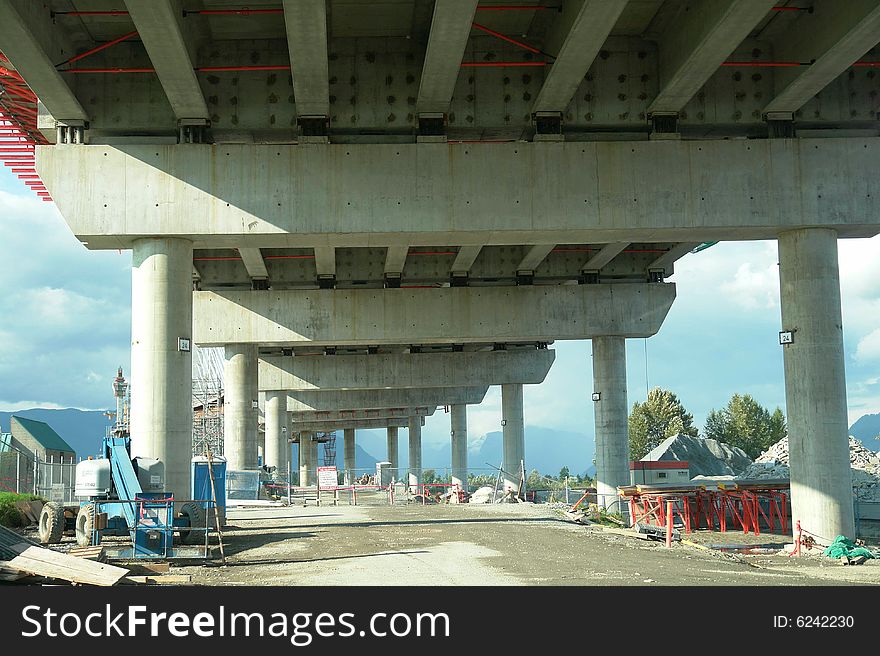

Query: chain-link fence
left=0, top=446, right=34, bottom=494
left=0, top=444, right=78, bottom=503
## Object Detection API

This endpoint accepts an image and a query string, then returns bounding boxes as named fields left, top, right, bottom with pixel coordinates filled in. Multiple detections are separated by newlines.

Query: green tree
left=628, top=387, right=699, bottom=460
left=703, top=394, right=787, bottom=459
left=558, top=466, right=570, bottom=481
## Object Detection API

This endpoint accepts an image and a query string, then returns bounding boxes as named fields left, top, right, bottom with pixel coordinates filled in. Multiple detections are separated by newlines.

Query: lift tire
left=178, top=502, right=206, bottom=545
left=75, top=503, right=96, bottom=547
left=38, top=502, right=65, bottom=544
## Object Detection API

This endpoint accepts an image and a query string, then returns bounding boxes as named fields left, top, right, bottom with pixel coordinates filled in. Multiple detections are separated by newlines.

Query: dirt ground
left=171, top=501, right=880, bottom=586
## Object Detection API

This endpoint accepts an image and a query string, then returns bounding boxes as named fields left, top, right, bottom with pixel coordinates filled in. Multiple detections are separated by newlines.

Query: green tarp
left=822, top=535, right=875, bottom=560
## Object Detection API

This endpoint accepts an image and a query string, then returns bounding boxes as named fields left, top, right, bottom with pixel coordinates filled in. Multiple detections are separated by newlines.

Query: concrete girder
left=450, top=245, right=482, bottom=276
left=288, top=407, right=436, bottom=422
left=647, top=242, right=700, bottom=278
left=284, top=386, right=489, bottom=412
left=238, top=248, right=268, bottom=280
left=531, top=0, right=629, bottom=115
left=282, top=0, right=330, bottom=119
left=37, top=141, right=880, bottom=250
left=417, top=0, right=480, bottom=114
left=314, top=246, right=336, bottom=278
left=292, top=416, right=418, bottom=432
left=258, top=350, right=555, bottom=392
left=193, top=284, right=675, bottom=347
left=763, top=0, right=880, bottom=115
left=384, top=246, right=409, bottom=276
left=516, top=244, right=555, bottom=274
left=124, top=0, right=209, bottom=121
left=648, top=0, right=778, bottom=115
left=0, top=1, right=87, bottom=122
left=582, top=242, right=629, bottom=272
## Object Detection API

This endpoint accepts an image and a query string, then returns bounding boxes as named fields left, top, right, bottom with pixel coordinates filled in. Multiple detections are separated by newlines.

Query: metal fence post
left=15, top=451, right=20, bottom=493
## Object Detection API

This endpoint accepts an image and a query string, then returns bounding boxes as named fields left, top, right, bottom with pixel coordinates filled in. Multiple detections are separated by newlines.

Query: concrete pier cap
left=258, top=350, right=556, bottom=392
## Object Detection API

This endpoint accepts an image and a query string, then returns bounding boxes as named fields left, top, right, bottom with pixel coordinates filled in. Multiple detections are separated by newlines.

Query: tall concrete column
left=501, top=384, right=525, bottom=496
left=299, top=431, right=317, bottom=486
left=343, top=428, right=356, bottom=484
left=450, top=404, right=468, bottom=491
left=130, top=237, right=193, bottom=499
left=592, top=336, right=630, bottom=516
left=408, top=417, right=422, bottom=491
left=264, top=391, right=288, bottom=475
left=779, top=228, right=854, bottom=542
left=223, top=344, right=259, bottom=471
left=386, top=426, right=399, bottom=479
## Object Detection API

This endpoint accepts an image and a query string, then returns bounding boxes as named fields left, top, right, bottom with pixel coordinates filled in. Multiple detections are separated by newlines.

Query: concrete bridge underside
left=1, top=0, right=878, bottom=541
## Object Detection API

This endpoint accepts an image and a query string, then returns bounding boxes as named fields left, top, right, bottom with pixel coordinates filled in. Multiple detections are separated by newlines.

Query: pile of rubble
left=643, top=434, right=752, bottom=476
left=738, top=436, right=880, bottom=501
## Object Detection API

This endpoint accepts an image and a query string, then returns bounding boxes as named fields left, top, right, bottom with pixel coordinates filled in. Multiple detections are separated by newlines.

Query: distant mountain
left=351, top=425, right=595, bottom=479
left=850, top=413, right=880, bottom=450
left=466, top=427, right=594, bottom=479
left=0, top=408, right=112, bottom=458
left=0, top=409, right=595, bottom=477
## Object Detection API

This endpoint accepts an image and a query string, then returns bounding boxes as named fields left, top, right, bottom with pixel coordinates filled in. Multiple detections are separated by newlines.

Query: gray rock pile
left=738, top=436, right=880, bottom=501
left=643, top=434, right=752, bottom=476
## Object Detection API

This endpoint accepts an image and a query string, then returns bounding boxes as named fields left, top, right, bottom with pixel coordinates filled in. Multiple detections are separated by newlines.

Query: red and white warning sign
left=317, top=466, right=338, bottom=490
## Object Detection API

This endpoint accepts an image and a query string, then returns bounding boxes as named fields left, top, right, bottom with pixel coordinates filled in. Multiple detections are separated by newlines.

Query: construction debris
left=739, top=436, right=880, bottom=500
left=0, top=525, right=128, bottom=586
left=468, top=486, right=496, bottom=504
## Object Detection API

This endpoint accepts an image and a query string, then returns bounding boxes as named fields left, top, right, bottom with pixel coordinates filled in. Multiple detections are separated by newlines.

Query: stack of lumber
left=0, top=526, right=128, bottom=586
left=67, top=545, right=107, bottom=562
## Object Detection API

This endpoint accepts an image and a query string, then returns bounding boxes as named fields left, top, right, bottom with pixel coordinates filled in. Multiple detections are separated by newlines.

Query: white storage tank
left=75, top=458, right=112, bottom=498
left=135, top=458, right=165, bottom=493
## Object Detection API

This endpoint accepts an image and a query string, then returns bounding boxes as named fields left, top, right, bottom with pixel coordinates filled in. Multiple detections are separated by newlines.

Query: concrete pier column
left=130, top=237, right=193, bottom=499
left=223, top=344, right=259, bottom=471
left=592, top=336, right=630, bottom=516
left=264, top=392, right=288, bottom=475
left=299, top=432, right=317, bottom=486
left=387, top=426, right=399, bottom=479
left=450, top=404, right=468, bottom=492
left=408, top=417, right=422, bottom=492
left=501, top=384, right=525, bottom=496
left=779, top=228, right=854, bottom=542
left=343, top=429, right=356, bottom=484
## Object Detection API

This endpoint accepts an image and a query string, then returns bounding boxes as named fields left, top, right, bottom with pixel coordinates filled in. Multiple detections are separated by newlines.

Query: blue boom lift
left=38, top=433, right=209, bottom=559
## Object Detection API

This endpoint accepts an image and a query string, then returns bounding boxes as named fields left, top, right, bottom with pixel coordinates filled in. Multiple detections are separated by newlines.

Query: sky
left=0, top=165, right=878, bottom=446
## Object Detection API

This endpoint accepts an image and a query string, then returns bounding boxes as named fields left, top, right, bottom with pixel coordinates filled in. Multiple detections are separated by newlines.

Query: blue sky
left=1, top=165, right=877, bottom=446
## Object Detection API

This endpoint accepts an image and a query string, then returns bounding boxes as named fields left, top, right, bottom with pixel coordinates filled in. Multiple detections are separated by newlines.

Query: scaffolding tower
left=321, top=431, right=336, bottom=466
left=192, top=345, right=224, bottom=456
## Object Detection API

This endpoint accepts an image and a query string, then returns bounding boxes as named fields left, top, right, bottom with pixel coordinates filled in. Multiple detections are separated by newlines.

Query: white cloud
left=0, top=178, right=131, bottom=409
left=720, top=260, right=780, bottom=311
left=856, top=329, right=880, bottom=363
left=0, top=400, right=68, bottom=412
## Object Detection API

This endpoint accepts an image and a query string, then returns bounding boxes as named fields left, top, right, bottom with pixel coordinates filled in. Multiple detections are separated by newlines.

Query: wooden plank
left=125, top=574, right=191, bottom=585
left=0, top=559, right=32, bottom=580
left=29, top=500, right=44, bottom=519
left=600, top=526, right=652, bottom=541
left=124, top=562, right=171, bottom=575
left=68, top=546, right=107, bottom=562
left=7, top=543, right=128, bottom=586
left=15, top=501, right=37, bottom=524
